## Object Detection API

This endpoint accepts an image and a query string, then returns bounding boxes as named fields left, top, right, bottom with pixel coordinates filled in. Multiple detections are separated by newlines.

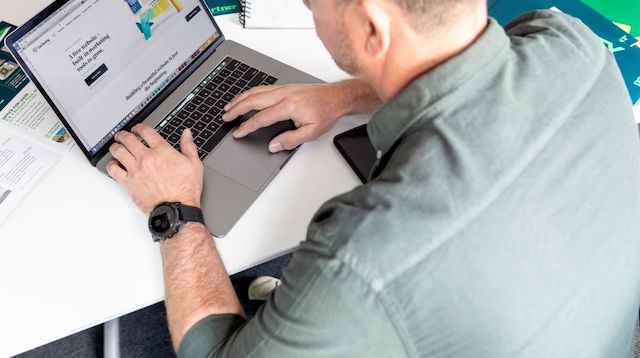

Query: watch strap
left=177, top=204, right=205, bottom=225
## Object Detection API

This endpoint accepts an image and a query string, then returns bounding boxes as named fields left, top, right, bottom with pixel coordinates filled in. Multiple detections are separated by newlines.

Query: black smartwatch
left=148, top=202, right=206, bottom=242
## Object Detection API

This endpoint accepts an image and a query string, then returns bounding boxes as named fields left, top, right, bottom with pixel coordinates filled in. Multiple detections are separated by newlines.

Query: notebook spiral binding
left=239, top=0, right=251, bottom=27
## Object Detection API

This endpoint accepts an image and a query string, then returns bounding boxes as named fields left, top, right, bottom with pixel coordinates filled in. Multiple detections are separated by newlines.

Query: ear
left=359, top=0, right=391, bottom=59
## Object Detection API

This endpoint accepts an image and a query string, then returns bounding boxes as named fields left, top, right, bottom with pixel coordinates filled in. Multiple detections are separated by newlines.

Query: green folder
left=205, top=0, right=241, bottom=16
left=582, top=0, right=640, bottom=42
left=489, top=0, right=640, bottom=104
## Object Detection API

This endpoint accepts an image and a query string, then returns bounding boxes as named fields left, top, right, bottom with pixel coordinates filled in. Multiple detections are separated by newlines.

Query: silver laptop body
left=6, top=0, right=321, bottom=238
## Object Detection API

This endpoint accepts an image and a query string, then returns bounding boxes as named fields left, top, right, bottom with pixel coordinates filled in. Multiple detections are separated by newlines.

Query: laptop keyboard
left=155, top=57, right=278, bottom=160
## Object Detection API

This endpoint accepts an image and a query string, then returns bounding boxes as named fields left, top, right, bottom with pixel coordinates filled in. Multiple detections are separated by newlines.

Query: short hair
left=341, top=0, right=484, bottom=32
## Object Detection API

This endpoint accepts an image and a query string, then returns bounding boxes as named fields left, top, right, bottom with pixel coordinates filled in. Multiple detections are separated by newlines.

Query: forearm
left=160, top=222, right=245, bottom=351
left=334, top=79, right=382, bottom=117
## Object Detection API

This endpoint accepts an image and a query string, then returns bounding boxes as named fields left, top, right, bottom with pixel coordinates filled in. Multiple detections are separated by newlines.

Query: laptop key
left=248, top=72, right=268, bottom=87
left=207, top=122, right=220, bottom=132
left=199, top=89, right=211, bottom=98
left=159, top=128, right=173, bottom=139
left=185, top=118, right=196, bottom=127
left=229, top=86, right=241, bottom=95
left=176, top=111, right=189, bottom=120
left=212, top=90, right=223, bottom=99
left=236, top=79, right=248, bottom=88
left=191, top=128, right=201, bottom=138
left=205, top=82, right=218, bottom=92
left=185, top=103, right=197, bottom=112
left=202, top=128, right=228, bottom=153
left=264, top=76, right=277, bottom=85
left=200, top=129, right=214, bottom=139
left=239, top=63, right=249, bottom=71
left=194, top=121, right=206, bottom=131
left=222, top=93, right=234, bottom=102
left=168, top=133, right=181, bottom=144
left=204, top=97, right=217, bottom=107
left=197, top=104, right=210, bottom=113
left=218, top=83, right=230, bottom=92
left=212, top=76, right=224, bottom=84
left=208, top=107, right=221, bottom=116
left=220, top=69, right=231, bottom=77
left=203, top=113, right=215, bottom=122
left=191, top=111, right=203, bottom=120
left=170, top=116, right=183, bottom=126
left=224, top=77, right=236, bottom=85
left=226, top=59, right=240, bottom=71
left=242, top=68, right=259, bottom=81
left=231, top=70, right=243, bottom=78
left=194, top=137, right=205, bottom=147
left=164, top=124, right=177, bottom=134
left=192, top=96, right=204, bottom=105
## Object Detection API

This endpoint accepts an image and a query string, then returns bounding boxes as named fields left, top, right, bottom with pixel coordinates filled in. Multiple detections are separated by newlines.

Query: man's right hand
left=222, top=80, right=381, bottom=153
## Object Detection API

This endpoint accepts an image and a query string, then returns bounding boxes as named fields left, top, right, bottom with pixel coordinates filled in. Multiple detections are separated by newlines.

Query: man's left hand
left=106, top=124, right=204, bottom=214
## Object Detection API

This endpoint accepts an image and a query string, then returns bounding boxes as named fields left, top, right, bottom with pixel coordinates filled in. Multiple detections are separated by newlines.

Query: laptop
left=5, top=0, right=321, bottom=238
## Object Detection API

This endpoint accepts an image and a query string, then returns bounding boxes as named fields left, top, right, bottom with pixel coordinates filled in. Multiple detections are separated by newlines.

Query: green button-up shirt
left=180, top=11, right=640, bottom=358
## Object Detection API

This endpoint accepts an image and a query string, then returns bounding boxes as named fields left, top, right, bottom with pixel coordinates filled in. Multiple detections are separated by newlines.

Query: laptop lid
left=5, top=0, right=225, bottom=165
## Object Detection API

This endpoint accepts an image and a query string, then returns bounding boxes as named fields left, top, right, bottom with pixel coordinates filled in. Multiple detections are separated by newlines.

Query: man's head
left=304, top=0, right=488, bottom=99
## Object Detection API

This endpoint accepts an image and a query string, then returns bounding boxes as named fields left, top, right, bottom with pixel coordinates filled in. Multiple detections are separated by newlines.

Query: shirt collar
left=367, top=18, right=510, bottom=157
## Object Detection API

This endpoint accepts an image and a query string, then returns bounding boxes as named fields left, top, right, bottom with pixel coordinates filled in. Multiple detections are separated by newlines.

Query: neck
left=375, top=13, right=489, bottom=101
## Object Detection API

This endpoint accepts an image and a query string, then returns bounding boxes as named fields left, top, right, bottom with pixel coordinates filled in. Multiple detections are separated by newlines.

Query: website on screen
left=15, top=0, right=220, bottom=154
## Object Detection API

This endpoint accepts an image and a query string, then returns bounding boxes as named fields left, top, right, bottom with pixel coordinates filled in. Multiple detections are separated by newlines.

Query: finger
left=268, top=125, right=316, bottom=153
left=233, top=104, right=292, bottom=138
left=180, top=128, right=199, bottom=162
left=114, top=131, right=148, bottom=158
left=106, top=159, right=127, bottom=183
left=224, top=85, right=281, bottom=114
left=109, top=143, right=136, bottom=170
left=222, top=86, right=284, bottom=122
left=131, top=123, right=165, bottom=148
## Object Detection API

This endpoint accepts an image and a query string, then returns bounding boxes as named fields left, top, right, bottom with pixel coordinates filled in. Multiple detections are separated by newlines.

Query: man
left=107, top=0, right=640, bottom=356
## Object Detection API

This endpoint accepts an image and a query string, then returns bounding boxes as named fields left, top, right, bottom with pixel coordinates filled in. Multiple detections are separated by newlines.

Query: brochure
left=0, top=22, right=75, bottom=153
left=0, top=21, right=74, bottom=226
left=489, top=0, right=640, bottom=109
left=0, top=132, right=62, bottom=226
left=0, top=22, right=29, bottom=113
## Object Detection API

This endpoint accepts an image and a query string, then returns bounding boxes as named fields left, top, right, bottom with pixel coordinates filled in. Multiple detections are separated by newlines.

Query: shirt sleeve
left=177, top=236, right=406, bottom=358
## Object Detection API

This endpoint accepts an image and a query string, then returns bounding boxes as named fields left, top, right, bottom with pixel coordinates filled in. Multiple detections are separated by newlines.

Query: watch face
left=149, top=204, right=178, bottom=237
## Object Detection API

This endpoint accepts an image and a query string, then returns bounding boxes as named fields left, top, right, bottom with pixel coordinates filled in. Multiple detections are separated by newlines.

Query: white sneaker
left=248, top=276, right=281, bottom=301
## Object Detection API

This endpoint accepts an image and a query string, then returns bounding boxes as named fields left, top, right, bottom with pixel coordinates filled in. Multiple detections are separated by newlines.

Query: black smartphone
left=333, top=124, right=377, bottom=183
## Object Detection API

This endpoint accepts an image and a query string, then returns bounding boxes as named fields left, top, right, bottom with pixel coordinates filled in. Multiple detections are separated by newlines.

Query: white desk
left=0, top=3, right=364, bottom=357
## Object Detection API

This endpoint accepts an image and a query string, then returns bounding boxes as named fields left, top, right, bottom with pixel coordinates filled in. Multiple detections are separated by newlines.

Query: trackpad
left=204, top=131, right=291, bottom=191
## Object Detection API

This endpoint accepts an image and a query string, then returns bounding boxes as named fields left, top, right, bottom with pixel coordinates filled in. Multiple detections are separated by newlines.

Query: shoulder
left=503, top=9, right=606, bottom=65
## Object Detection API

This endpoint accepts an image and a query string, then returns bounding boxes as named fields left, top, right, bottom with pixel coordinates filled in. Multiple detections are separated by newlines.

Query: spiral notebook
left=239, top=0, right=314, bottom=29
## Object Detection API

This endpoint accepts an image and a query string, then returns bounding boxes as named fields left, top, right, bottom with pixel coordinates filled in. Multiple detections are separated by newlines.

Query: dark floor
left=15, top=254, right=292, bottom=358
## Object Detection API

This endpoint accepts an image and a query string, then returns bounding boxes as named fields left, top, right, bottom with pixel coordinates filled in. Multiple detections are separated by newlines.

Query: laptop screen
left=11, top=0, right=221, bottom=155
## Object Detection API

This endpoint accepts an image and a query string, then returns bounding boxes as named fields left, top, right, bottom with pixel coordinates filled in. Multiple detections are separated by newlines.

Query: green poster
left=582, top=0, right=640, bottom=45
left=204, top=0, right=241, bottom=16
left=0, top=22, right=30, bottom=112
